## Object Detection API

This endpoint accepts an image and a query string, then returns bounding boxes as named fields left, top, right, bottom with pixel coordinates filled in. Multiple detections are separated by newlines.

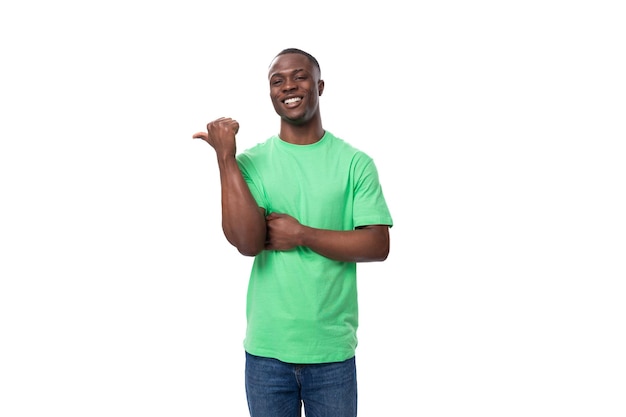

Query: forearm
left=299, top=225, right=390, bottom=263
left=217, top=156, right=266, bottom=256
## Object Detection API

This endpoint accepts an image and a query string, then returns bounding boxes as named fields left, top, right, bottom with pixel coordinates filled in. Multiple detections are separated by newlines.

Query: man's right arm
left=193, top=117, right=266, bottom=256
left=216, top=155, right=266, bottom=256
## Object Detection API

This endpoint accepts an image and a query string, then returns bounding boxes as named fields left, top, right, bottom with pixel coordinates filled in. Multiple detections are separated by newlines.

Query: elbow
left=237, top=244, right=264, bottom=257
left=375, top=245, right=390, bottom=262
left=230, top=235, right=265, bottom=257
left=357, top=248, right=388, bottom=263
left=224, top=223, right=266, bottom=257
left=358, top=225, right=390, bottom=262
left=361, top=240, right=389, bottom=262
left=378, top=228, right=391, bottom=262
left=375, top=232, right=390, bottom=261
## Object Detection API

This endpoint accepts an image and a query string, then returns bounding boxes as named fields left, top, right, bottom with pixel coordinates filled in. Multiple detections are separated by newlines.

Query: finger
left=212, top=116, right=230, bottom=125
left=207, top=118, right=226, bottom=130
left=192, top=132, right=208, bottom=140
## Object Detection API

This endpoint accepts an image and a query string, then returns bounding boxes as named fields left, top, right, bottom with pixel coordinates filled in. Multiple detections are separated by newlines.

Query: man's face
left=268, top=53, right=324, bottom=125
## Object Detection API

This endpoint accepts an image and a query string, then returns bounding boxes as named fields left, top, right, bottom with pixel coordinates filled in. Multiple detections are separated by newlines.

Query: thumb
left=192, top=132, right=208, bottom=140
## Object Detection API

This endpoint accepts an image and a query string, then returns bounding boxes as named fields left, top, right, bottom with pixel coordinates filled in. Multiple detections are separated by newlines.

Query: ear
left=318, top=79, right=325, bottom=96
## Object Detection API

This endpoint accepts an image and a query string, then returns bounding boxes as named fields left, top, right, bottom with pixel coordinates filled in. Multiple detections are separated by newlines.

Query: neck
left=278, top=116, right=325, bottom=145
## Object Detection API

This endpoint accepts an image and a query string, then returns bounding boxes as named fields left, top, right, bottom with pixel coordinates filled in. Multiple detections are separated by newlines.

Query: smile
left=283, top=97, right=302, bottom=104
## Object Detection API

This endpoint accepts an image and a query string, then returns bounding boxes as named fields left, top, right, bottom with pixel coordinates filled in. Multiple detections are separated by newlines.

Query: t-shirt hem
left=244, top=346, right=356, bottom=365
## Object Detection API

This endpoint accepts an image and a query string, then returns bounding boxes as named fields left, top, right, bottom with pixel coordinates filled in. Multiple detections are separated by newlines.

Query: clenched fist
left=192, top=117, right=240, bottom=158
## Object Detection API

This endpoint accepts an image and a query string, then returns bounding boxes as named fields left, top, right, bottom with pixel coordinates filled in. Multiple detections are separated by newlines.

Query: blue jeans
left=245, top=352, right=358, bottom=417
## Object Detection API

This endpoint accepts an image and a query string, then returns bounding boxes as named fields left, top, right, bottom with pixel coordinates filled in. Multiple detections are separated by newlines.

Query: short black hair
left=274, top=48, right=321, bottom=74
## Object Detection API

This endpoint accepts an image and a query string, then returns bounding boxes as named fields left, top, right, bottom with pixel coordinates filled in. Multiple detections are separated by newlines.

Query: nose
left=282, top=79, right=297, bottom=92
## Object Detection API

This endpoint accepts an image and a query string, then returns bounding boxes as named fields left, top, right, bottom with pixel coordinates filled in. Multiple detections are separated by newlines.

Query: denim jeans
left=245, top=352, right=358, bottom=417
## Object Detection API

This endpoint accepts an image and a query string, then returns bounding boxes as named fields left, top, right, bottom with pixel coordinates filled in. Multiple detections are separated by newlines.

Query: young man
left=193, top=48, right=393, bottom=417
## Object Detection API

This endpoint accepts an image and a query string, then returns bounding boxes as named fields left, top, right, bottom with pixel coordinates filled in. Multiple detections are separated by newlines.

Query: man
left=193, top=48, right=393, bottom=417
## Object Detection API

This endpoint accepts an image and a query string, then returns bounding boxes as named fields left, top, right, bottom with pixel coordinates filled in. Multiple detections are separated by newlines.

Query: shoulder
left=237, top=136, right=275, bottom=162
left=325, top=131, right=370, bottom=159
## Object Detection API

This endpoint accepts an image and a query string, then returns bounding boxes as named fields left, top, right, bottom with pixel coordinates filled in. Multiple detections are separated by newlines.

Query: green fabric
left=237, top=131, right=393, bottom=363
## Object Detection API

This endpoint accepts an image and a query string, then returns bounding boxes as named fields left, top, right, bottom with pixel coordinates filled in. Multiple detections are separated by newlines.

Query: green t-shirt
left=237, top=131, right=393, bottom=363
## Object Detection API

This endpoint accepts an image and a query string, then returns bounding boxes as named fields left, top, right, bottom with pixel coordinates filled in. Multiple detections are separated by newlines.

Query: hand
left=192, top=117, right=240, bottom=158
left=265, top=212, right=303, bottom=251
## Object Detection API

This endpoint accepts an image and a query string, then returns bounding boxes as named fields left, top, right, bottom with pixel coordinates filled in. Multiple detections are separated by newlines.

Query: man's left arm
left=265, top=212, right=390, bottom=262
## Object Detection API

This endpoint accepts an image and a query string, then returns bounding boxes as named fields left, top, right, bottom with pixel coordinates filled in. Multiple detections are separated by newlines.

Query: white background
left=1, top=1, right=625, bottom=416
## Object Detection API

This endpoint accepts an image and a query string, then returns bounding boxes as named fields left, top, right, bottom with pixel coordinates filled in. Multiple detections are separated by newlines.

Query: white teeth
left=284, top=97, right=301, bottom=104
